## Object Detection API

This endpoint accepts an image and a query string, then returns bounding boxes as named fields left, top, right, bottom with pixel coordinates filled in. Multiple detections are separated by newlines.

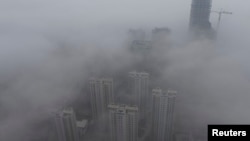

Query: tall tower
left=89, top=78, right=114, bottom=119
left=152, top=88, right=176, bottom=141
left=108, top=104, right=138, bottom=141
left=189, top=0, right=212, bottom=31
left=129, top=71, right=149, bottom=119
left=54, top=108, right=79, bottom=141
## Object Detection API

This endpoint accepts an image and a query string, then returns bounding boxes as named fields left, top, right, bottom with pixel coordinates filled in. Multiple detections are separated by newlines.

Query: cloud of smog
left=161, top=40, right=250, bottom=135
left=0, top=24, right=134, bottom=140
left=0, top=0, right=250, bottom=140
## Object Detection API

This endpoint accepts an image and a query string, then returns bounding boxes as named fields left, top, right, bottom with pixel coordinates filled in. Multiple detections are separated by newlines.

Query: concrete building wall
left=89, top=78, right=114, bottom=119
left=108, top=104, right=138, bottom=141
left=129, top=71, right=149, bottom=119
left=152, top=88, right=176, bottom=141
left=54, top=108, right=79, bottom=141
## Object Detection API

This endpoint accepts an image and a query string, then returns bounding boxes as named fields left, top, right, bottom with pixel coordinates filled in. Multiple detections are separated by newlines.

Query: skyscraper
left=54, top=108, right=79, bottom=141
left=152, top=88, right=176, bottom=141
left=89, top=78, right=114, bottom=119
left=129, top=71, right=149, bottom=119
left=108, top=104, right=138, bottom=141
left=189, top=0, right=212, bottom=31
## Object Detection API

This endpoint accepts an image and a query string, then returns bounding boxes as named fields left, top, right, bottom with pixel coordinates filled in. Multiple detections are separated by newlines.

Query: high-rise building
left=76, top=119, right=88, bottom=138
left=152, top=88, right=176, bottom=141
left=130, top=40, right=152, bottom=53
left=189, top=0, right=212, bottom=30
left=89, top=78, right=114, bottom=119
left=129, top=71, right=149, bottom=119
left=152, top=27, right=171, bottom=42
left=54, top=108, right=79, bottom=141
left=128, top=29, right=153, bottom=54
left=108, top=104, right=138, bottom=141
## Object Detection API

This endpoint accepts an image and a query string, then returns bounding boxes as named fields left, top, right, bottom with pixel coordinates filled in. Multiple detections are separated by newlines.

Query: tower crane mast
left=211, top=9, right=232, bottom=30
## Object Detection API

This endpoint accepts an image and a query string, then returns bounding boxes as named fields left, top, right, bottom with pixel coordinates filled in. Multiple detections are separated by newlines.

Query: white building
left=108, top=104, right=138, bottom=141
left=129, top=71, right=149, bottom=119
left=89, top=78, right=114, bottom=119
left=152, top=88, right=176, bottom=141
left=54, top=108, right=79, bottom=141
left=76, top=119, right=88, bottom=137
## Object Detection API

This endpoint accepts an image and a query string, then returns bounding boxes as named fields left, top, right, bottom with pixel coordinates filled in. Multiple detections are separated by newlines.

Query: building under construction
left=189, top=0, right=212, bottom=30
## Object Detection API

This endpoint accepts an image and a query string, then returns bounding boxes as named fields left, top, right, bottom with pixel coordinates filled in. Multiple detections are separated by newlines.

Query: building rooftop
left=152, top=88, right=177, bottom=97
left=108, top=104, right=138, bottom=112
left=129, top=71, right=149, bottom=77
left=62, top=107, right=74, bottom=113
left=89, top=77, right=113, bottom=82
left=77, top=119, right=88, bottom=128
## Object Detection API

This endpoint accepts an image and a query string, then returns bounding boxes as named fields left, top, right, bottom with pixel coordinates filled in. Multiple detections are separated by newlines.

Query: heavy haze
left=0, top=0, right=250, bottom=140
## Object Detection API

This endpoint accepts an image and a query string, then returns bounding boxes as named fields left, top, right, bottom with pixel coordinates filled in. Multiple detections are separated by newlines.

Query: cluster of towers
left=53, top=71, right=177, bottom=141
left=52, top=0, right=219, bottom=140
left=88, top=71, right=176, bottom=141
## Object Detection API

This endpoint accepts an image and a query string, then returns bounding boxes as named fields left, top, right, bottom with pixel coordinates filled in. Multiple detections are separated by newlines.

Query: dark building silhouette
left=189, top=0, right=212, bottom=30
left=189, top=0, right=215, bottom=39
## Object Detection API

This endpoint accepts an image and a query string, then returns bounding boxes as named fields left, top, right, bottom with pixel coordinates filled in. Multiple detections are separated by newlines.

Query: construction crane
left=211, top=9, right=233, bottom=30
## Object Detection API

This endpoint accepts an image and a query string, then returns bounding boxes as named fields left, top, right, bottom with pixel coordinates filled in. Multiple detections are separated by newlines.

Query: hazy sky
left=1, top=0, right=248, bottom=30
left=1, top=0, right=249, bottom=48
left=1, top=0, right=249, bottom=80
left=1, top=0, right=249, bottom=57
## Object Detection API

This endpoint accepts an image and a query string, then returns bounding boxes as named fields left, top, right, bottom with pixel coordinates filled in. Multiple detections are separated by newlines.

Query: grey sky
left=1, top=0, right=248, bottom=47
left=1, top=0, right=249, bottom=77
left=1, top=0, right=248, bottom=28
left=1, top=0, right=249, bottom=52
